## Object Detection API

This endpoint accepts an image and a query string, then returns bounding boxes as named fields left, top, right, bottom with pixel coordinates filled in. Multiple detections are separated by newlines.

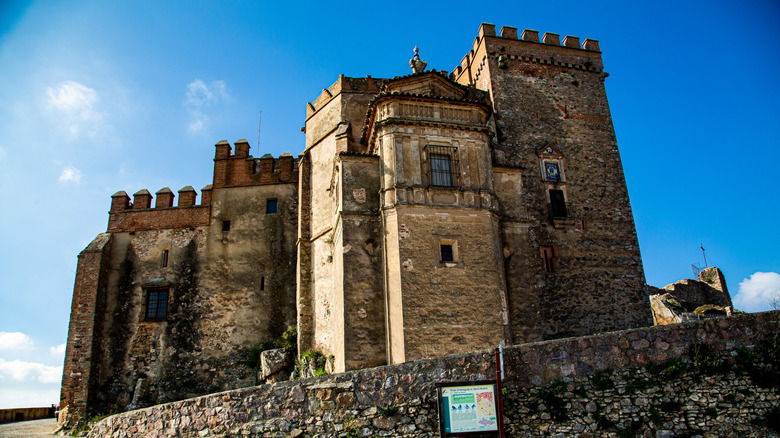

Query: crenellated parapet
left=212, top=139, right=298, bottom=188
left=107, top=185, right=212, bottom=232
left=452, top=23, right=605, bottom=86
left=306, top=75, right=387, bottom=119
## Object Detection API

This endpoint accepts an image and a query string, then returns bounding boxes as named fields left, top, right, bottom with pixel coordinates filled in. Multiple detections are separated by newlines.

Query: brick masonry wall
left=88, top=311, right=780, bottom=437
left=108, top=206, right=210, bottom=233
left=60, top=233, right=112, bottom=424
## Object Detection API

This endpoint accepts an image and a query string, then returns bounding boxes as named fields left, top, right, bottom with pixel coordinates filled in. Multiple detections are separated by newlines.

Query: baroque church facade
left=61, top=23, right=652, bottom=422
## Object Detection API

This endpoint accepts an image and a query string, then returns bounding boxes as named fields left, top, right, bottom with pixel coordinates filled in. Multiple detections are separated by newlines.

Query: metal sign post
left=494, top=347, right=505, bottom=438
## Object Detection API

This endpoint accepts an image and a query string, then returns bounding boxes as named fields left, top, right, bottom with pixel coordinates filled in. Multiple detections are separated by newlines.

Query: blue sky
left=1, top=0, right=778, bottom=409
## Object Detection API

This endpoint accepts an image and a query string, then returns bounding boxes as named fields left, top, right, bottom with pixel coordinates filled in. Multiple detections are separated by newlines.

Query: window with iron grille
left=145, top=288, right=169, bottom=320
left=425, top=145, right=459, bottom=187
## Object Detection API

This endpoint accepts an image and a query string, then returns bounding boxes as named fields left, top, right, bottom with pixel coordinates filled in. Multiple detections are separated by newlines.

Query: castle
left=60, top=23, right=654, bottom=423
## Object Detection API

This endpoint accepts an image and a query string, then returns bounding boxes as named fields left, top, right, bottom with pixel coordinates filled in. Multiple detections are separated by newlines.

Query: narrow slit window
left=266, top=199, right=278, bottom=214
left=145, top=288, right=169, bottom=320
left=260, top=276, right=265, bottom=291
left=222, top=220, right=231, bottom=232
left=541, top=246, right=555, bottom=273
left=161, top=249, right=169, bottom=268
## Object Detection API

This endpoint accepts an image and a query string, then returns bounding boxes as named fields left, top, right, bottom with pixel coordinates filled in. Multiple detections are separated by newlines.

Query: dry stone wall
left=89, top=311, right=780, bottom=438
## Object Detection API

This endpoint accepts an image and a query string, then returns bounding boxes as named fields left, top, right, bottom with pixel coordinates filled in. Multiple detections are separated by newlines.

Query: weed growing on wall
left=590, top=369, right=614, bottom=390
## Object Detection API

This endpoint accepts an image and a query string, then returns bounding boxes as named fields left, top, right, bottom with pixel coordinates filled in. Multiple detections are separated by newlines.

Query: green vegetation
left=590, top=369, right=614, bottom=390
left=645, top=357, right=686, bottom=380
left=70, top=413, right=113, bottom=436
left=537, top=382, right=568, bottom=422
left=376, top=404, right=398, bottom=417
left=689, top=342, right=723, bottom=375
left=293, top=349, right=330, bottom=378
left=246, top=325, right=298, bottom=370
left=616, top=421, right=642, bottom=438
left=341, top=416, right=360, bottom=438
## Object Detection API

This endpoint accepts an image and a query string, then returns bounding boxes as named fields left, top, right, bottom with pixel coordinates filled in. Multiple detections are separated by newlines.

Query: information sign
left=436, top=381, right=499, bottom=436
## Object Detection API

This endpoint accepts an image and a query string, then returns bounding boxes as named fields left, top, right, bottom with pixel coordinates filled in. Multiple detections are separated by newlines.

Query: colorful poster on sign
left=439, top=383, right=498, bottom=434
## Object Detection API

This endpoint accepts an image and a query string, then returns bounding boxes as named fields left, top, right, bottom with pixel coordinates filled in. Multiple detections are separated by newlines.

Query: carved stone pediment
left=382, top=71, right=472, bottom=101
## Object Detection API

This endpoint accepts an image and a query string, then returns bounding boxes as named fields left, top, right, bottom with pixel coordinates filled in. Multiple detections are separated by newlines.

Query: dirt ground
left=0, top=418, right=58, bottom=437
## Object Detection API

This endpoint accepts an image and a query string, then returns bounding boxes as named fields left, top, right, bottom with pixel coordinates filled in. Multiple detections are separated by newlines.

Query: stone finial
left=409, top=46, right=427, bottom=74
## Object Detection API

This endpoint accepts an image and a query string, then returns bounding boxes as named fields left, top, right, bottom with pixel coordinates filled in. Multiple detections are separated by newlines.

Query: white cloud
left=735, top=271, right=780, bottom=313
left=0, top=147, right=6, bottom=160
left=0, top=388, right=60, bottom=410
left=49, top=343, right=66, bottom=358
left=0, top=359, right=62, bottom=383
left=184, top=79, right=227, bottom=133
left=46, top=81, right=103, bottom=136
left=0, top=332, right=34, bottom=351
left=58, top=166, right=82, bottom=184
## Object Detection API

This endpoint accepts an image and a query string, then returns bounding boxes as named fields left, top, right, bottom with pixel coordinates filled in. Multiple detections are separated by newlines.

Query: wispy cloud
left=734, top=271, right=780, bottom=312
left=0, top=147, right=6, bottom=161
left=46, top=81, right=103, bottom=137
left=0, top=359, right=62, bottom=383
left=184, top=79, right=227, bottom=133
left=58, top=166, right=82, bottom=184
left=0, top=332, right=34, bottom=351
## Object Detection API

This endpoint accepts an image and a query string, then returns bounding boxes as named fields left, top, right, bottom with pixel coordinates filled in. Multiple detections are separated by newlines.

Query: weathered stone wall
left=299, top=77, right=385, bottom=371
left=0, top=407, right=54, bottom=423
left=62, top=142, right=300, bottom=424
left=89, top=311, right=780, bottom=438
left=454, top=23, right=652, bottom=342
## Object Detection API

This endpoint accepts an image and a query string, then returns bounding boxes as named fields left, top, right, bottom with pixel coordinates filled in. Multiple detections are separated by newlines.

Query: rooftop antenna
left=256, top=111, right=262, bottom=150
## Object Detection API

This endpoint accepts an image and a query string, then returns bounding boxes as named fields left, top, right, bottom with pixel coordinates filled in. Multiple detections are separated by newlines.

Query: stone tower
left=451, top=24, right=651, bottom=342
left=296, top=24, right=652, bottom=372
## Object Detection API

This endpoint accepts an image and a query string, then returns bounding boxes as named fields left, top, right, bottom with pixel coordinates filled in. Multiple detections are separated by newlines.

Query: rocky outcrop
left=649, top=267, right=733, bottom=325
left=259, top=348, right=292, bottom=383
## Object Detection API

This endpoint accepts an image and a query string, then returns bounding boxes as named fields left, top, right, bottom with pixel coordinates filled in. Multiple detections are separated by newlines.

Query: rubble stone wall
left=89, top=311, right=780, bottom=438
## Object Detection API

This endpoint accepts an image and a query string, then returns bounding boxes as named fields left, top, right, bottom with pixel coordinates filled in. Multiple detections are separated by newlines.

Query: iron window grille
left=424, top=145, right=459, bottom=188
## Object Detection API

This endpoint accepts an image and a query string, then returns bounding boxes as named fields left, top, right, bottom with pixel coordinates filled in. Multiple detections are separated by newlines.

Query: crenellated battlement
left=306, top=75, right=387, bottom=119
left=452, top=23, right=604, bottom=85
left=107, top=185, right=212, bottom=233
left=212, top=139, right=298, bottom=188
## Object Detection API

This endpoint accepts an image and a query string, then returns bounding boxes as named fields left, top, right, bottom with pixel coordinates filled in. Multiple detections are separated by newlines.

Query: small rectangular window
left=222, top=220, right=231, bottom=232
left=438, top=238, right=460, bottom=264
left=266, top=199, right=278, bottom=214
left=260, top=276, right=265, bottom=291
left=549, top=189, right=567, bottom=217
left=161, top=250, right=169, bottom=268
left=145, top=288, right=169, bottom=320
left=440, top=244, right=454, bottom=262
